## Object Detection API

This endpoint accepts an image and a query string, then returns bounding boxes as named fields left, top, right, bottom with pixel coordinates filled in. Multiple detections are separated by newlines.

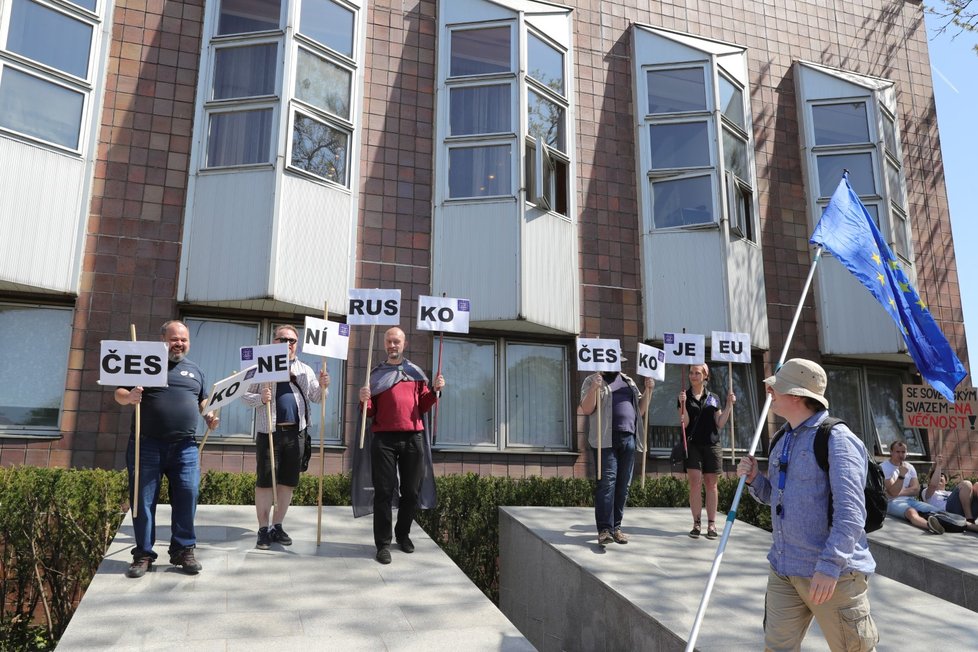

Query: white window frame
left=524, top=27, right=569, bottom=216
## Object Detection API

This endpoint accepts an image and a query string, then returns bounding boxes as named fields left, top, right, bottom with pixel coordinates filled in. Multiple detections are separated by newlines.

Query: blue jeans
left=126, top=435, right=200, bottom=560
left=887, top=495, right=935, bottom=519
left=593, top=431, right=636, bottom=532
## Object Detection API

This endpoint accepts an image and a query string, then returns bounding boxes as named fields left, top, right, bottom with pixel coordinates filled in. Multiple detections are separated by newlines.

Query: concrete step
left=57, top=505, right=533, bottom=651
left=499, top=506, right=977, bottom=651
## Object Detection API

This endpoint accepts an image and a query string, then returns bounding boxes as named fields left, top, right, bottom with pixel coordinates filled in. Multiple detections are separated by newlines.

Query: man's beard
left=168, top=351, right=185, bottom=363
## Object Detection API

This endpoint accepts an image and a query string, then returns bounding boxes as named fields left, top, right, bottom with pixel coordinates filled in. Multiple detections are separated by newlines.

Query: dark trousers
left=371, top=431, right=423, bottom=549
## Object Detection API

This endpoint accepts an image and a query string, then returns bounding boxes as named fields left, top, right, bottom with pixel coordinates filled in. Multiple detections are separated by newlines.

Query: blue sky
left=926, top=10, right=978, bottom=377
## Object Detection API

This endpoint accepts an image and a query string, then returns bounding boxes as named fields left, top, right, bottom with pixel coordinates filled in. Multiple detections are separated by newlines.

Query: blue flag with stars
left=810, top=175, right=967, bottom=402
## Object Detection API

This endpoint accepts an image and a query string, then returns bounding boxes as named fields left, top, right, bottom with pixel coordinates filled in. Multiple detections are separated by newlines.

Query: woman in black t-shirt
left=678, top=363, right=735, bottom=539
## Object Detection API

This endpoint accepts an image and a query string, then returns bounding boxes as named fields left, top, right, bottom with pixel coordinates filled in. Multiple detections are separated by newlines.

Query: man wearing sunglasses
left=737, top=359, right=878, bottom=651
left=243, top=325, right=329, bottom=550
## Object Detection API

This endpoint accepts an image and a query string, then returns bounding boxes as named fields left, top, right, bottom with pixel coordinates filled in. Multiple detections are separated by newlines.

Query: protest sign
left=239, top=342, right=290, bottom=384
left=636, top=343, right=666, bottom=381
left=663, top=332, right=705, bottom=365
left=99, top=340, right=169, bottom=387
left=417, top=295, right=471, bottom=333
left=710, top=331, right=751, bottom=364
left=347, top=289, right=401, bottom=326
left=576, top=337, right=622, bottom=372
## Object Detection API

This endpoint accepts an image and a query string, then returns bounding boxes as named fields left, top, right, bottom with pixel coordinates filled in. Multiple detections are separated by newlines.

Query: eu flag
left=810, top=175, right=967, bottom=402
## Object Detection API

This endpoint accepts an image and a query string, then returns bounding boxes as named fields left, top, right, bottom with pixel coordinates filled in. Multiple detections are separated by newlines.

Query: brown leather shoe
left=126, top=557, right=152, bottom=578
left=169, top=548, right=202, bottom=574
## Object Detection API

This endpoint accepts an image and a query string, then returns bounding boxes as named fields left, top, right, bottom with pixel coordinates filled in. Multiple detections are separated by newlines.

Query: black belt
left=272, top=424, right=300, bottom=432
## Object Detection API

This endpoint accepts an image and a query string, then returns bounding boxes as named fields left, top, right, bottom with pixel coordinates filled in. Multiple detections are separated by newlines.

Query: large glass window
left=294, top=48, right=351, bottom=119
left=0, top=305, right=71, bottom=433
left=290, top=112, right=348, bottom=184
left=651, top=175, right=714, bottom=228
left=647, top=67, right=707, bottom=114
left=299, top=0, right=354, bottom=57
left=448, top=145, right=511, bottom=198
left=6, top=0, right=92, bottom=78
left=0, top=68, right=84, bottom=149
left=524, top=30, right=569, bottom=215
left=213, top=44, right=278, bottom=99
left=450, top=85, right=510, bottom=135
left=434, top=337, right=569, bottom=450
left=450, top=26, right=511, bottom=77
left=206, top=109, right=273, bottom=167
left=218, top=0, right=281, bottom=35
left=812, top=102, right=870, bottom=146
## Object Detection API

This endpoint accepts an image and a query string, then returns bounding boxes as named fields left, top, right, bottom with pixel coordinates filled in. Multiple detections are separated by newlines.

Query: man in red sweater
left=358, top=327, right=446, bottom=564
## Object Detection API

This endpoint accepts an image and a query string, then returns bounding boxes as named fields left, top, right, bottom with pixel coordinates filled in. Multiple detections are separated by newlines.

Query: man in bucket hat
left=738, top=358, right=879, bottom=651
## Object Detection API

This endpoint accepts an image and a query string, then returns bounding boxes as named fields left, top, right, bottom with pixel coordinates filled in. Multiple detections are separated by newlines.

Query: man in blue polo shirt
left=115, top=320, right=218, bottom=578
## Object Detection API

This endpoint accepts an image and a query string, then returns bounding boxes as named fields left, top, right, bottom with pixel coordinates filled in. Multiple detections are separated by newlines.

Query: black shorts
left=685, top=441, right=723, bottom=474
left=256, top=429, right=304, bottom=487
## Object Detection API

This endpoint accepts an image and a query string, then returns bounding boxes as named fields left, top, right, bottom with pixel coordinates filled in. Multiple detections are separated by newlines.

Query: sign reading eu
left=710, top=331, right=751, bottom=364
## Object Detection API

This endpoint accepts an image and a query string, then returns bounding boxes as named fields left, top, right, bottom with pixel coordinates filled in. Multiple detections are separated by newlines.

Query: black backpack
left=770, top=417, right=887, bottom=533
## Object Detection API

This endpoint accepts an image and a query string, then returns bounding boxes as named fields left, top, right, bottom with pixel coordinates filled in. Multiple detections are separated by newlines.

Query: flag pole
left=358, top=324, right=376, bottom=449
left=685, top=246, right=824, bottom=652
left=317, top=301, right=328, bottom=546
left=130, top=324, right=140, bottom=519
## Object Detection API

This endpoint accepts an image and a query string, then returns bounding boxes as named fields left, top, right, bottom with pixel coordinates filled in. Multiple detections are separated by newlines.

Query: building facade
left=1, top=0, right=973, bottom=478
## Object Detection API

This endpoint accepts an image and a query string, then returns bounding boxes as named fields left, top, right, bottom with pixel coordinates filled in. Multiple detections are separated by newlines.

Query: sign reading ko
left=636, top=343, right=666, bottom=381
left=99, top=340, right=169, bottom=387
left=576, top=337, right=622, bottom=372
left=710, top=331, right=751, bottom=364
left=417, top=295, right=470, bottom=333
left=902, top=384, right=978, bottom=431
left=239, top=342, right=290, bottom=384
left=302, top=317, right=351, bottom=360
left=207, top=366, right=259, bottom=413
left=663, top=332, right=705, bottom=365
left=348, top=289, right=401, bottom=326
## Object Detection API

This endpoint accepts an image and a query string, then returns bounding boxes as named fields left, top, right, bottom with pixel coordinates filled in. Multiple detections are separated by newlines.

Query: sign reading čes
left=902, top=384, right=977, bottom=430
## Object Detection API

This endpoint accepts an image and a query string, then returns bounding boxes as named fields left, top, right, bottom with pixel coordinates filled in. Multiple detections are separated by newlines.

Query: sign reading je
left=99, top=341, right=169, bottom=387
left=902, top=384, right=978, bottom=430
left=417, top=296, right=470, bottom=333
left=206, top=366, right=259, bottom=413
left=302, top=317, right=351, bottom=361
left=347, top=289, right=401, bottom=326
left=636, top=343, right=666, bottom=381
left=576, top=338, right=622, bottom=372
left=710, top=331, right=751, bottom=364
left=239, top=342, right=290, bottom=385
left=663, top=332, right=705, bottom=365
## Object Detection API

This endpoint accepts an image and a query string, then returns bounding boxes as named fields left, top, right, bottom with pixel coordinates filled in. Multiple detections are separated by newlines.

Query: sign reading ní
left=902, top=384, right=977, bottom=430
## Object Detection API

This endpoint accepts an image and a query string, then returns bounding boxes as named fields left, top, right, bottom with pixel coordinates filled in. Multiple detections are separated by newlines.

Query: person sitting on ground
left=881, top=439, right=943, bottom=534
left=922, top=454, right=978, bottom=533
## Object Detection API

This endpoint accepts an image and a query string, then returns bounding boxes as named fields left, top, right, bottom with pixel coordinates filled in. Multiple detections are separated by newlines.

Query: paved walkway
left=57, top=505, right=533, bottom=651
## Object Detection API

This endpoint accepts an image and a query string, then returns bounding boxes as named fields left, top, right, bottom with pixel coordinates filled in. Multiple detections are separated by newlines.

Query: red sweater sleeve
left=366, top=380, right=437, bottom=432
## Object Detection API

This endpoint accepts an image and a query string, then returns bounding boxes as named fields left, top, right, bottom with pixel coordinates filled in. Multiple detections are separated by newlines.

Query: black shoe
left=376, top=546, right=392, bottom=564
left=126, top=557, right=152, bottom=578
left=169, top=548, right=202, bottom=574
left=396, top=536, right=415, bottom=553
left=256, top=527, right=272, bottom=550
left=271, top=524, right=292, bottom=546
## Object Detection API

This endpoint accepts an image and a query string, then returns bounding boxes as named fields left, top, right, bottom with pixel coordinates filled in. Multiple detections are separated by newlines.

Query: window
left=0, top=304, right=71, bottom=434
left=433, top=337, right=569, bottom=450
left=824, top=365, right=923, bottom=456
left=0, top=0, right=102, bottom=152
left=185, top=317, right=345, bottom=443
left=525, top=31, right=568, bottom=215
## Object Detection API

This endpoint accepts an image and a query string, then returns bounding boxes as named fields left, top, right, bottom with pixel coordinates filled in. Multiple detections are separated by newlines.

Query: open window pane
left=448, top=145, right=511, bottom=198
left=718, top=75, right=745, bottom=129
left=433, top=339, right=496, bottom=446
left=450, top=84, right=510, bottom=135
left=0, top=68, right=83, bottom=149
left=218, top=0, right=281, bottom=35
left=527, top=32, right=563, bottom=95
left=506, top=343, right=566, bottom=447
left=651, top=175, right=714, bottom=228
left=213, top=44, right=277, bottom=99
left=722, top=128, right=749, bottom=181
left=649, top=122, right=710, bottom=169
left=816, top=153, right=874, bottom=197
left=812, top=102, right=869, bottom=146
left=185, top=318, right=259, bottom=437
left=295, top=49, right=351, bottom=119
left=450, top=26, right=510, bottom=77
left=0, top=306, right=71, bottom=429
left=528, top=89, right=565, bottom=151
left=7, top=0, right=93, bottom=79
left=299, top=0, right=354, bottom=58
left=206, top=109, right=273, bottom=166
left=867, top=371, right=924, bottom=455
left=647, top=67, right=707, bottom=114
left=291, top=113, right=349, bottom=184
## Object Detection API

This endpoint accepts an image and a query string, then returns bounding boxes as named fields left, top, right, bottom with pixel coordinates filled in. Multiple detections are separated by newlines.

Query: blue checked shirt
left=747, top=411, right=876, bottom=579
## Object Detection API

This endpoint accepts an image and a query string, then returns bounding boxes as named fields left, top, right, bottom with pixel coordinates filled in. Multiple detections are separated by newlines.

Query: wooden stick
left=266, top=387, right=277, bottom=507
left=680, top=364, right=688, bottom=461
left=358, top=324, right=376, bottom=449
left=596, top=376, right=602, bottom=481
left=432, top=331, right=444, bottom=445
left=130, top=324, right=140, bottom=519
left=728, top=362, right=735, bottom=468
left=197, top=407, right=221, bottom=455
left=317, top=301, right=328, bottom=546
left=641, top=391, right=650, bottom=488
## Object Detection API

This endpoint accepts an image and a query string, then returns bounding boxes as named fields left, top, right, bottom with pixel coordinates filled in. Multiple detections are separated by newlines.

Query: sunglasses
left=275, top=337, right=298, bottom=344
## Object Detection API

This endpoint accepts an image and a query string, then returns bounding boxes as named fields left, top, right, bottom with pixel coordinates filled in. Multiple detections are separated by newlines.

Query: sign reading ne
left=302, top=317, right=351, bottom=360
left=99, top=341, right=169, bottom=387
left=663, top=332, right=705, bottom=365
left=347, top=289, right=401, bottom=326
left=417, top=295, right=470, bottom=333
left=902, top=384, right=978, bottom=430
left=636, top=343, right=666, bottom=381
left=239, top=342, right=290, bottom=384
left=576, top=337, right=622, bottom=372
left=206, top=366, right=258, bottom=413
left=710, top=331, right=751, bottom=364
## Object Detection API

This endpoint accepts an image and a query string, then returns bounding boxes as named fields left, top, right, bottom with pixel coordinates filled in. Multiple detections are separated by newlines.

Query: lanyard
left=776, top=428, right=794, bottom=519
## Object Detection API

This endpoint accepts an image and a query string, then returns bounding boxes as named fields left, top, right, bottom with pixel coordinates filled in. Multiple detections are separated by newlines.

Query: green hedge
left=0, top=467, right=769, bottom=650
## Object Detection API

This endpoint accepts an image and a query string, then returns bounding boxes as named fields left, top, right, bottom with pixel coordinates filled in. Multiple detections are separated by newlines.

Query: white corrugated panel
left=645, top=230, right=726, bottom=338
left=522, top=209, right=578, bottom=334
left=275, top=175, right=353, bottom=311
left=180, top=170, right=276, bottom=302
left=0, top=139, right=85, bottom=293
